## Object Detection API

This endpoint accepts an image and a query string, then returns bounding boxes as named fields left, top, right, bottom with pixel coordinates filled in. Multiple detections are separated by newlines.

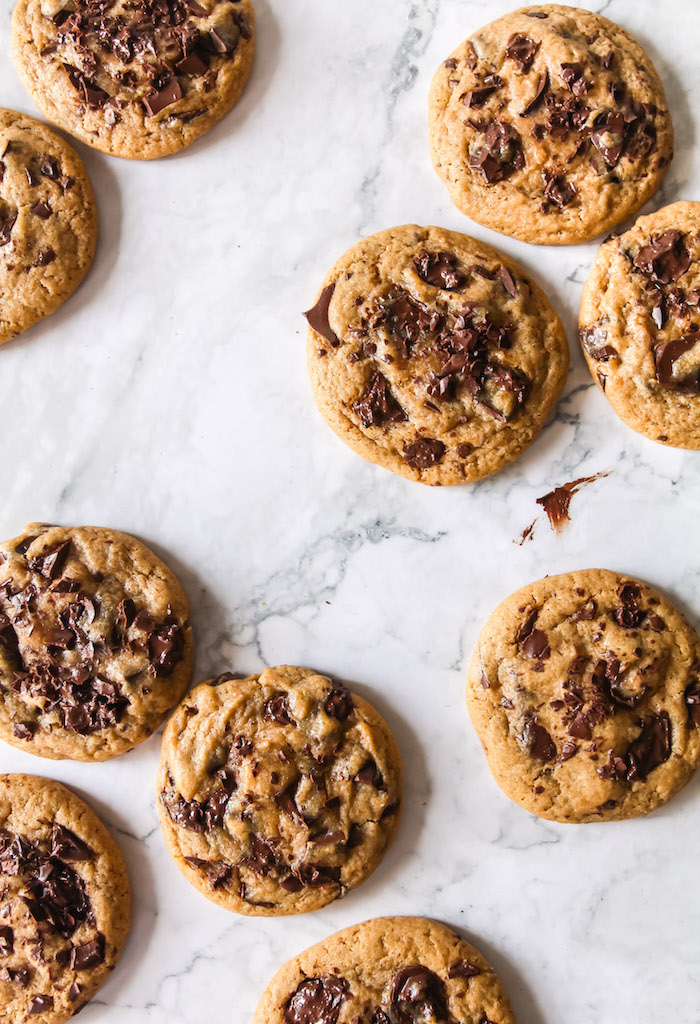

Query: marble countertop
left=1, top=0, right=699, bottom=1020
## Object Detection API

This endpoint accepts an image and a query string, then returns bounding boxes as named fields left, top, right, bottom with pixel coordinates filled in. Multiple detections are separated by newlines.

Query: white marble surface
left=0, top=0, right=699, bottom=1020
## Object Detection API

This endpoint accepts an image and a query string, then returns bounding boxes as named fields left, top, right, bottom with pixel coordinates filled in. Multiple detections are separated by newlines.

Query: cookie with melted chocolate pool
left=466, top=569, right=700, bottom=822
left=156, top=666, right=402, bottom=916
left=0, top=774, right=130, bottom=1024
left=12, top=0, right=255, bottom=159
left=252, top=916, right=516, bottom=1024
left=429, top=5, right=673, bottom=244
left=580, top=202, right=700, bottom=448
left=0, top=523, right=193, bottom=761
left=305, top=225, right=568, bottom=485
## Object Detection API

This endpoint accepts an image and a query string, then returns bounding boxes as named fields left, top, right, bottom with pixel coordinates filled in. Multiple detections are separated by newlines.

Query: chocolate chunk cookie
left=0, top=109, right=96, bottom=345
left=0, top=523, right=193, bottom=761
left=466, top=569, right=700, bottom=823
left=305, top=225, right=568, bottom=485
left=156, top=666, right=402, bottom=916
left=252, top=916, right=516, bottom=1024
left=0, top=774, right=130, bottom=1024
left=429, top=5, right=673, bottom=244
left=580, top=202, right=700, bottom=448
left=12, top=0, right=255, bottom=160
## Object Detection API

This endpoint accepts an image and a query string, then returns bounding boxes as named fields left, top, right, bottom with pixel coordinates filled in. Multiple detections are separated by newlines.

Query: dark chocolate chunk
left=634, top=231, right=691, bottom=284
left=496, top=265, right=518, bottom=297
left=32, top=202, right=52, bottom=220
left=654, top=332, right=700, bottom=393
left=283, top=975, right=349, bottom=1024
left=0, top=214, right=17, bottom=246
left=264, top=693, right=294, bottom=726
left=176, top=50, right=209, bottom=76
left=28, top=541, right=69, bottom=580
left=275, top=782, right=306, bottom=827
left=413, top=249, right=466, bottom=290
left=70, top=933, right=105, bottom=970
left=354, top=373, right=407, bottom=429
left=614, top=584, right=644, bottom=629
left=29, top=995, right=54, bottom=1014
left=542, top=169, right=577, bottom=208
left=521, top=70, right=549, bottom=115
left=590, top=110, right=626, bottom=167
left=462, top=74, right=503, bottom=108
left=324, top=686, right=354, bottom=721
left=144, top=78, right=182, bottom=116
left=580, top=327, right=618, bottom=362
left=561, top=62, right=590, bottom=96
left=51, top=825, right=93, bottom=862
left=626, top=712, right=671, bottom=780
left=304, top=284, right=341, bottom=348
left=685, top=683, right=700, bottom=728
left=523, top=718, right=556, bottom=762
left=505, top=33, right=538, bottom=72
left=470, top=121, right=524, bottom=183
left=390, top=966, right=448, bottom=1019
left=447, top=960, right=481, bottom=979
left=402, top=438, right=445, bottom=470
left=149, top=623, right=183, bottom=675
left=0, top=926, right=13, bottom=955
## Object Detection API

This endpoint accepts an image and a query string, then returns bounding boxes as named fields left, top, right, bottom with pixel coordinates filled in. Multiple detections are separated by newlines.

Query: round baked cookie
left=252, top=916, right=516, bottom=1024
left=0, top=523, right=193, bottom=761
left=466, top=569, right=700, bottom=823
left=12, top=0, right=255, bottom=160
left=428, top=5, right=673, bottom=244
left=156, top=666, right=402, bottom=916
left=0, top=774, right=130, bottom=1024
left=580, top=201, right=700, bottom=448
left=0, top=109, right=96, bottom=345
left=304, top=225, right=568, bottom=485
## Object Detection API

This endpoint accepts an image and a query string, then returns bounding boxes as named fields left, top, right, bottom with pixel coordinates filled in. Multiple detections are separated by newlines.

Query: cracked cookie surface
left=0, top=108, right=96, bottom=345
left=0, top=523, right=193, bottom=761
left=429, top=4, right=673, bottom=244
left=305, top=224, right=568, bottom=486
left=12, top=0, right=255, bottom=159
left=157, top=666, right=402, bottom=916
left=466, top=569, right=700, bottom=823
left=0, top=773, right=130, bottom=1024
left=252, top=916, right=516, bottom=1024
left=580, top=201, right=700, bottom=448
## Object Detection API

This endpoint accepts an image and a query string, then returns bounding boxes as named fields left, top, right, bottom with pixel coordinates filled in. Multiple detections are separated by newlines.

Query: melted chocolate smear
left=535, top=472, right=610, bottom=534
left=304, top=284, right=341, bottom=348
left=413, top=249, right=467, bottom=291
left=283, top=975, right=349, bottom=1024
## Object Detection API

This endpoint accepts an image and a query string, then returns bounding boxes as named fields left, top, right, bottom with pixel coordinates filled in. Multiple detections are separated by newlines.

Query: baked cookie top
left=252, top=916, right=516, bottom=1024
left=0, top=109, right=96, bottom=345
left=429, top=4, right=673, bottom=244
left=12, top=0, right=255, bottom=159
left=157, top=666, right=402, bottom=916
left=0, top=523, right=193, bottom=761
left=0, top=774, right=130, bottom=1024
left=466, top=569, right=700, bottom=823
left=580, top=201, right=700, bottom=449
left=305, top=225, right=568, bottom=486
